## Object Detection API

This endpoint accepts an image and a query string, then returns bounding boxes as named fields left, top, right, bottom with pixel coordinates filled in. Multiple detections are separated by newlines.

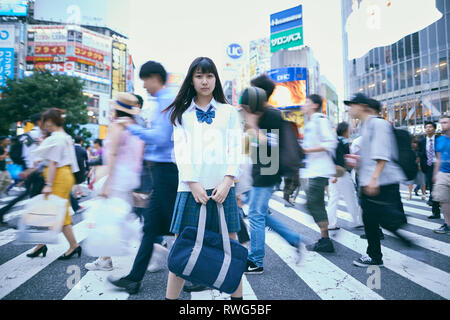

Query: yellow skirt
left=43, top=166, right=75, bottom=226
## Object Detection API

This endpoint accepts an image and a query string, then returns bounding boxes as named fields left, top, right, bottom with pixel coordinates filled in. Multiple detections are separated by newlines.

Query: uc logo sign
left=227, top=43, right=243, bottom=60
left=0, top=30, right=10, bottom=41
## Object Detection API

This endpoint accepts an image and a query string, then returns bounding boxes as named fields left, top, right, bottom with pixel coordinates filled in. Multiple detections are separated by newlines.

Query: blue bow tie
left=196, top=106, right=215, bottom=124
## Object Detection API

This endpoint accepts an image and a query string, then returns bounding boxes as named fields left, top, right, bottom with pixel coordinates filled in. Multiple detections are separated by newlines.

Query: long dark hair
left=165, top=57, right=228, bottom=126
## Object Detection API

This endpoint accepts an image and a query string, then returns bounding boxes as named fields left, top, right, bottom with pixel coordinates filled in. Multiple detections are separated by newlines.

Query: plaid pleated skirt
left=170, top=187, right=241, bottom=235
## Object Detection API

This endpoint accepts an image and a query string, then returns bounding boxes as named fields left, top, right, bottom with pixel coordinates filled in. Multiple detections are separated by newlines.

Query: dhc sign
left=227, top=43, right=243, bottom=60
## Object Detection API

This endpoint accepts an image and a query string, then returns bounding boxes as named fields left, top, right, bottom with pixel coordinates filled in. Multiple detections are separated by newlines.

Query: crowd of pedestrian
left=0, top=57, right=449, bottom=299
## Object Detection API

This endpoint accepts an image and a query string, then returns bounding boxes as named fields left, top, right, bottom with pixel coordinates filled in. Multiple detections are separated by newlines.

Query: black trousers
left=424, top=164, right=440, bottom=216
left=360, top=184, right=407, bottom=262
left=283, top=172, right=300, bottom=201
left=125, top=162, right=178, bottom=282
left=0, top=171, right=44, bottom=223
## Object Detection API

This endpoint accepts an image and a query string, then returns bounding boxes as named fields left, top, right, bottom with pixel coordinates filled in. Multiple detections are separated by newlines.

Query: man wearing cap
left=107, top=61, right=178, bottom=294
left=241, top=86, right=302, bottom=275
left=345, top=93, right=406, bottom=267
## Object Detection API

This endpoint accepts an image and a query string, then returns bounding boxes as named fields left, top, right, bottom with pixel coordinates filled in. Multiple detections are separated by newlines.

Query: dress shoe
left=183, top=282, right=209, bottom=293
left=57, top=246, right=82, bottom=260
left=428, top=214, right=441, bottom=219
left=27, top=245, right=48, bottom=258
left=107, top=276, right=141, bottom=294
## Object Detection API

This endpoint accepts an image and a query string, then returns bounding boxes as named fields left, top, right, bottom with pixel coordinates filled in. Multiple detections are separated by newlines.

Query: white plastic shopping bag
left=82, top=197, right=133, bottom=257
left=15, top=194, right=68, bottom=245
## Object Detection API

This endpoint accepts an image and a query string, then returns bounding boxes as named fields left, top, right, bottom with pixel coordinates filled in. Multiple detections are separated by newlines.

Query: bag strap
left=182, top=203, right=232, bottom=289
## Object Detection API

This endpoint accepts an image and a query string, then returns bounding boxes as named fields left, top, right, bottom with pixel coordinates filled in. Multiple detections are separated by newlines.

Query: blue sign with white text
left=267, top=67, right=307, bottom=83
left=270, top=5, right=303, bottom=34
left=0, top=0, right=28, bottom=16
left=227, top=43, right=243, bottom=60
left=0, top=48, right=15, bottom=88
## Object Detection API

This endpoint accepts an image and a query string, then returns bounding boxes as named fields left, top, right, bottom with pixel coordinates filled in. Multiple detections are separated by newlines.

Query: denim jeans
left=248, top=186, right=301, bottom=267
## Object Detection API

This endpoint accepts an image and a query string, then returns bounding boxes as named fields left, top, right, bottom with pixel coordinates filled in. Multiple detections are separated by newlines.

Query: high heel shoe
left=57, top=246, right=82, bottom=260
left=27, top=245, right=48, bottom=258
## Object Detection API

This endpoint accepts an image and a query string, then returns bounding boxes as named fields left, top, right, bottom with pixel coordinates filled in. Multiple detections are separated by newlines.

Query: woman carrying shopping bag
left=165, top=57, right=244, bottom=300
left=26, top=108, right=81, bottom=260
left=84, top=93, right=144, bottom=271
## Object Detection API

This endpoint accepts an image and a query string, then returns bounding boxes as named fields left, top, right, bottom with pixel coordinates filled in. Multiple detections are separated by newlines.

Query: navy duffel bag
left=168, top=203, right=248, bottom=294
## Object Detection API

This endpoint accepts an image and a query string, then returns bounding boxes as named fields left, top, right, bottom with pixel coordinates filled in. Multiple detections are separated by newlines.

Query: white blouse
left=31, top=131, right=79, bottom=172
left=173, top=98, right=243, bottom=192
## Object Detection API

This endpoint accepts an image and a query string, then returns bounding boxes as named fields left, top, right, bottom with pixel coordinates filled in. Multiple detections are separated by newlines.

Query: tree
left=0, top=70, right=92, bottom=141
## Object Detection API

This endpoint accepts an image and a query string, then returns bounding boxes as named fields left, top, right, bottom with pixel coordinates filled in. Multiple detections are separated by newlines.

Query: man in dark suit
left=418, top=121, right=441, bottom=219
left=74, top=136, right=89, bottom=199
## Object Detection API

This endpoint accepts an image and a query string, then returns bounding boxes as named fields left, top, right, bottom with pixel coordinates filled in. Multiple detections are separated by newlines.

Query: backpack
left=392, top=127, right=418, bottom=181
left=9, top=134, right=35, bottom=169
left=333, top=137, right=349, bottom=177
left=369, top=117, right=418, bottom=181
left=279, top=120, right=304, bottom=177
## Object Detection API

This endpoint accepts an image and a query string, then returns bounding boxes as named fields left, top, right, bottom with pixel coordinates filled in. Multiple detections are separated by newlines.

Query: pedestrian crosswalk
left=0, top=189, right=448, bottom=300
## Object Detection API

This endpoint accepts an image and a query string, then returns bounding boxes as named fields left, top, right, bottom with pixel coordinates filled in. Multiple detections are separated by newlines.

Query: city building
left=320, top=75, right=340, bottom=126
left=249, top=37, right=271, bottom=79
left=342, top=0, right=449, bottom=135
left=1, top=1, right=135, bottom=139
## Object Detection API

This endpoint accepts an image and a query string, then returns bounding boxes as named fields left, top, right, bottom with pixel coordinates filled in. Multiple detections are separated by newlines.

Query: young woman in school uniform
left=164, top=57, right=244, bottom=300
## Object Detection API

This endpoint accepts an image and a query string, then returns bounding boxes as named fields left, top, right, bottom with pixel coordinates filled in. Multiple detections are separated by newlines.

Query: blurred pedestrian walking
left=301, top=94, right=337, bottom=253
left=27, top=108, right=81, bottom=260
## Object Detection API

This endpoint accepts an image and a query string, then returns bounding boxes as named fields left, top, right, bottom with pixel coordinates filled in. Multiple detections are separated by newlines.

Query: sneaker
left=434, top=224, right=449, bottom=234
left=147, top=243, right=169, bottom=272
left=306, top=237, right=335, bottom=253
left=353, top=255, right=383, bottom=267
left=85, top=257, right=113, bottom=271
left=244, top=260, right=264, bottom=274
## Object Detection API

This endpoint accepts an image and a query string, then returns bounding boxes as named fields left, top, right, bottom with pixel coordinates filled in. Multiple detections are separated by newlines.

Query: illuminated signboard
left=111, top=40, right=126, bottom=97
left=267, top=67, right=308, bottom=109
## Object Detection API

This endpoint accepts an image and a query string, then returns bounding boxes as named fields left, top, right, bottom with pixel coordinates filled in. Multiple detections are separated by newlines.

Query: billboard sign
left=267, top=67, right=308, bottom=109
left=0, top=25, right=15, bottom=48
left=0, top=0, right=27, bottom=17
left=0, top=48, right=14, bottom=87
left=28, top=25, right=68, bottom=43
left=270, top=27, right=303, bottom=53
left=34, top=45, right=66, bottom=55
left=270, top=5, right=302, bottom=34
left=226, top=43, right=243, bottom=60
left=111, top=40, right=127, bottom=97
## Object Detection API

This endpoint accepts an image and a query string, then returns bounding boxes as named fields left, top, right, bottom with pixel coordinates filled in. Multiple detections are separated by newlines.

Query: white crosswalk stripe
left=268, top=199, right=450, bottom=300
left=0, top=189, right=448, bottom=300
